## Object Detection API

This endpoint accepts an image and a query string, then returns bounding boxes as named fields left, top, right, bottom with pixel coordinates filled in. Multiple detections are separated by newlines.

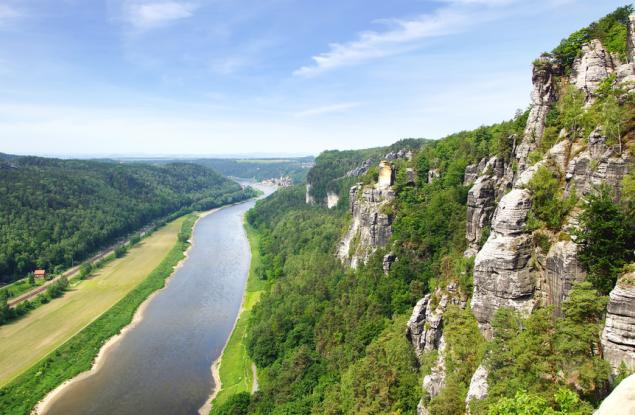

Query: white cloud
left=293, top=102, right=361, bottom=118
left=124, top=1, right=196, bottom=30
left=293, top=0, right=531, bottom=77
left=294, top=9, right=467, bottom=77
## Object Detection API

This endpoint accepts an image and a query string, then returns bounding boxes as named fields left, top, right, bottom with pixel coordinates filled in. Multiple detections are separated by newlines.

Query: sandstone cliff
left=336, top=161, right=396, bottom=268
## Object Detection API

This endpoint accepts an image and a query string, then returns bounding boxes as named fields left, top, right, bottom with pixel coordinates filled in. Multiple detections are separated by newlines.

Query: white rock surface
left=601, top=272, right=635, bottom=374
left=570, top=39, right=615, bottom=100
left=336, top=184, right=394, bottom=268
left=466, top=364, right=489, bottom=409
left=595, top=374, right=635, bottom=415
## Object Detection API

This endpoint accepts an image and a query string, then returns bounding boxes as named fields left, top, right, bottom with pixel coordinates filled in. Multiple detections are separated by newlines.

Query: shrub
left=526, top=166, right=576, bottom=231
left=575, top=186, right=635, bottom=294
left=114, top=245, right=128, bottom=258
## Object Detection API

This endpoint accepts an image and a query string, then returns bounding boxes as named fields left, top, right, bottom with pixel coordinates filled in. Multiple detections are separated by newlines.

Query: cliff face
left=409, top=17, right=635, bottom=412
left=601, top=271, right=635, bottom=373
left=470, top=34, right=633, bottom=335
left=336, top=160, right=396, bottom=268
left=407, top=283, right=467, bottom=414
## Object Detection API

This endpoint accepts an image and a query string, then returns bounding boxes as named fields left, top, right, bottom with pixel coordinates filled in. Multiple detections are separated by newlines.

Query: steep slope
left=212, top=6, right=635, bottom=415
left=0, top=155, right=255, bottom=284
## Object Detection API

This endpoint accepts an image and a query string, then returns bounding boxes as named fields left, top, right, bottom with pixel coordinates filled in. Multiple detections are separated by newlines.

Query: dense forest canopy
left=0, top=154, right=255, bottom=283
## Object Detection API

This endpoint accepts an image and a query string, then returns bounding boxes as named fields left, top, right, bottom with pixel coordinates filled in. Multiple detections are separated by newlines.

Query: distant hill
left=191, top=157, right=314, bottom=184
left=0, top=155, right=254, bottom=283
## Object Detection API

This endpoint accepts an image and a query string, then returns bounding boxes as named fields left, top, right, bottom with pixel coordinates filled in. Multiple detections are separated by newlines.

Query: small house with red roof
left=34, top=269, right=46, bottom=278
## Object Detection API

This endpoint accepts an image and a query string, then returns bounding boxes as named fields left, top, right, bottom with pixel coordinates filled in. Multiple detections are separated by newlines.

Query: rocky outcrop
left=326, top=191, right=339, bottom=209
left=336, top=182, right=395, bottom=268
left=542, top=240, right=586, bottom=311
left=428, top=169, right=441, bottom=183
left=407, top=283, right=467, bottom=360
left=408, top=283, right=467, bottom=414
left=465, top=157, right=507, bottom=256
left=385, top=148, right=413, bottom=161
left=378, top=160, right=395, bottom=189
left=471, top=185, right=536, bottom=336
left=601, top=271, right=635, bottom=374
left=570, top=39, right=615, bottom=101
left=465, top=364, right=489, bottom=411
left=345, top=159, right=373, bottom=178
left=305, top=184, right=316, bottom=204
left=595, top=373, right=635, bottom=415
left=564, top=130, right=631, bottom=201
left=515, top=56, right=559, bottom=171
left=383, top=252, right=396, bottom=274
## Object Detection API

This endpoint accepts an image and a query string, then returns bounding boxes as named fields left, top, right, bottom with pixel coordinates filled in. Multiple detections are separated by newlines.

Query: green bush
left=526, top=166, right=576, bottom=231
left=575, top=186, right=635, bottom=294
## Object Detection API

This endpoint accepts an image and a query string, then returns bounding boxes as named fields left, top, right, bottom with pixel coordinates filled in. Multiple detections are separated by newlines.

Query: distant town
left=260, top=176, right=293, bottom=187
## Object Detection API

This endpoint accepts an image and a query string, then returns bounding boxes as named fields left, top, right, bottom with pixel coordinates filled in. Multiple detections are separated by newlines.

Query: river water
left=44, top=183, right=275, bottom=415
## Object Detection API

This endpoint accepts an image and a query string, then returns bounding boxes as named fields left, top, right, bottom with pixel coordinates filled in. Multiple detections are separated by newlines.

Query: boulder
left=595, top=373, right=635, bottom=415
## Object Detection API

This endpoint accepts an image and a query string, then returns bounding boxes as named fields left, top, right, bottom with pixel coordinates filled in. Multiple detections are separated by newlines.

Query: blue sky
left=0, top=0, right=630, bottom=156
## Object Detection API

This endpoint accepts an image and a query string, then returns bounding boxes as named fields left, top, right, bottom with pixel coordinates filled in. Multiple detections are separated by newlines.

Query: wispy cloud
left=124, top=1, right=196, bottom=30
left=293, top=102, right=361, bottom=118
left=294, top=9, right=466, bottom=77
left=293, top=0, right=526, bottom=77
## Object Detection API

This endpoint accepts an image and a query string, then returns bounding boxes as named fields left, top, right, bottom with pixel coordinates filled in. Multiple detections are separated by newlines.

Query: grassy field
left=0, top=215, right=197, bottom=415
left=0, top=278, right=45, bottom=300
left=211, top=223, right=266, bottom=412
left=0, top=217, right=184, bottom=387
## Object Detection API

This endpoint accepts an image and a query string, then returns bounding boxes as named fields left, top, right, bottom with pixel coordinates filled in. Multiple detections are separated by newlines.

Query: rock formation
left=595, top=373, right=635, bottom=415
left=465, top=364, right=489, bottom=412
left=305, top=183, right=316, bottom=204
left=407, top=283, right=467, bottom=413
left=326, top=191, right=339, bottom=209
left=336, top=162, right=395, bottom=268
left=378, top=160, right=395, bottom=189
left=570, top=39, right=616, bottom=100
left=471, top=185, right=536, bottom=336
left=465, top=157, right=506, bottom=256
left=601, top=270, right=635, bottom=374
left=515, top=56, right=559, bottom=171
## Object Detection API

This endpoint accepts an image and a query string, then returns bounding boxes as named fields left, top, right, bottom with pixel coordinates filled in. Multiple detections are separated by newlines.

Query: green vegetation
left=207, top=7, right=635, bottom=415
left=428, top=306, right=485, bottom=415
left=307, top=139, right=426, bottom=204
left=488, top=389, right=591, bottom=415
left=575, top=186, right=635, bottom=295
left=0, top=277, right=45, bottom=301
left=480, top=283, right=609, bottom=412
left=0, top=214, right=197, bottom=415
left=188, top=157, right=314, bottom=184
left=551, top=6, right=633, bottom=71
left=215, top=112, right=532, bottom=414
left=0, top=154, right=254, bottom=284
left=211, top=224, right=267, bottom=412
left=526, top=165, right=576, bottom=231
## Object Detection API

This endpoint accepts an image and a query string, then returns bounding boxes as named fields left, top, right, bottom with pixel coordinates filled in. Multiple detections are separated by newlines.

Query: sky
left=0, top=0, right=631, bottom=157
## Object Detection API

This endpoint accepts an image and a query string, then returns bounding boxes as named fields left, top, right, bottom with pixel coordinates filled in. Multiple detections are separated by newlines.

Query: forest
left=213, top=86, right=634, bottom=413
left=142, top=157, right=314, bottom=184
left=0, top=154, right=255, bottom=284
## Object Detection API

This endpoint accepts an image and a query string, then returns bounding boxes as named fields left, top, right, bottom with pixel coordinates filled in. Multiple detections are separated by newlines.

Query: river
left=43, top=182, right=275, bottom=415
